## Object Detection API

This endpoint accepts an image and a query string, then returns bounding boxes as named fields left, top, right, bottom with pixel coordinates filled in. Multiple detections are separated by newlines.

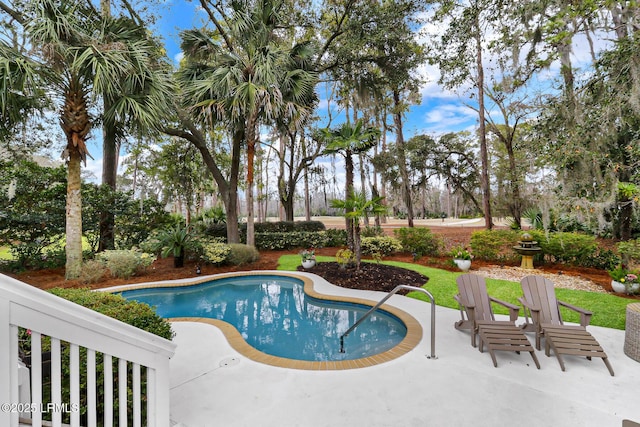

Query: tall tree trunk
left=65, top=151, right=83, bottom=279
left=345, top=151, right=355, bottom=250
left=505, top=136, right=522, bottom=228
left=245, top=114, right=259, bottom=247
left=98, top=0, right=116, bottom=252
left=380, top=114, right=388, bottom=224
left=359, top=152, right=369, bottom=227
left=475, top=16, right=493, bottom=230
left=393, top=89, right=414, bottom=227
left=303, top=135, right=311, bottom=221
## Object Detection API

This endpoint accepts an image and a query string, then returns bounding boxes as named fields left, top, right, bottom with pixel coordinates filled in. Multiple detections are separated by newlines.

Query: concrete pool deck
left=162, top=271, right=640, bottom=427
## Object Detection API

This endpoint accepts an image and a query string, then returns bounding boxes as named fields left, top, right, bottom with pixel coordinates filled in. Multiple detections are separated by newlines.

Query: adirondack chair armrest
left=454, top=294, right=474, bottom=309
left=454, top=294, right=475, bottom=322
left=517, top=297, right=538, bottom=325
left=489, top=296, right=520, bottom=321
left=558, top=300, right=593, bottom=327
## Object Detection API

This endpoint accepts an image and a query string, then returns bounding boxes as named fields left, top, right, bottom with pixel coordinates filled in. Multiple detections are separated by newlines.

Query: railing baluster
left=70, top=343, right=80, bottom=427
left=31, top=331, right=42, bottom=427
left=147, top=367, right=156, bottom=427
left=87, top=349, right=97, bottom=427
left=104, top=354, right=113, bottom=427
left=133, top=362, right=141, bottom=427
left=9, top=325, right=18, bottom=427
left=119, top=358, right=128, bottom=427
left=51, top=338, right=62, bottom=427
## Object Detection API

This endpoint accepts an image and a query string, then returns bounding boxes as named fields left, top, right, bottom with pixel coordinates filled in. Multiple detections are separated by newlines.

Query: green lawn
left=277, top=255, right=630, bottom=330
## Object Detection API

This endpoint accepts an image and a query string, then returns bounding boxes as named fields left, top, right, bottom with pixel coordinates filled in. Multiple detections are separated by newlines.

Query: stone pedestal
left=520, top=255, right=534, bottom=269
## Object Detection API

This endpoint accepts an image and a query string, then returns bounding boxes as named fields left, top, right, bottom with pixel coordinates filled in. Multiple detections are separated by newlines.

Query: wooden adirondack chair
left=519, top=275, right=614, bottom=376
left=454, top=274, right=521, bottom=347
left=518, top=275, right=593, bottom=350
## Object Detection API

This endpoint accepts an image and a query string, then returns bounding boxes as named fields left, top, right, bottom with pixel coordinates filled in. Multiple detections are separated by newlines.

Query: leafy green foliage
left=335, top=248, right=355, bottom=268
left=531, top=231, right=597, bottom=265
left=49, top=288, right=173, bottom=339
left=393, top=227, right=443, bottom=257
left=617, top=239, right=640, bottom=263
left=254, top=231, right=330, bottom=250
left=226, top=243, right=260, bottom=265
left=96, top=249, right=156, bottom=279
left=115, top=198, right=173, bottom=249
left=324, top=228, right=347, bottom=247
left=360, top=236, right=403, bottom=256
left=0, top=160, right=66, bottom=268
left=470, top=230, right=521, bottom=262
left=195, top=238, right=231, bottom=265
left=361, top=226, right=385, bottom=237
left=79, top=259, right=108, bottom=284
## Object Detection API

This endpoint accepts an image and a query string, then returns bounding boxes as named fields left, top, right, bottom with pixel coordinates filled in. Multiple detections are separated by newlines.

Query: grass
left=278, top=255, right=630, bottom=330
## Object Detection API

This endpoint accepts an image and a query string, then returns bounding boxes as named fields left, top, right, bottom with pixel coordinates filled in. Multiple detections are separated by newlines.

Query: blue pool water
left=120, top=275, right=407, bottom=361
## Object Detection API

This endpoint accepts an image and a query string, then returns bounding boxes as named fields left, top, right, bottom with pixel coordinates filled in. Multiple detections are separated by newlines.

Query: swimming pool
left=120, top=273, right=415, bottom=363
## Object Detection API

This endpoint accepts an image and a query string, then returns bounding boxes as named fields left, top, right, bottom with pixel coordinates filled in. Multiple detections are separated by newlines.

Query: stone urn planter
left=611, top=280, right=626, bottom=293
left=301, top=259, right=316, bottom=269
left=454, top=259, right=471, bottom=272
left=611, top=280, right=640, bottom=294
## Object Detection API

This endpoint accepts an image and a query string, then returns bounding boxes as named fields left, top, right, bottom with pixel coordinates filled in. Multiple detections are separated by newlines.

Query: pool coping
left=110, top=271, right=423, bottom=370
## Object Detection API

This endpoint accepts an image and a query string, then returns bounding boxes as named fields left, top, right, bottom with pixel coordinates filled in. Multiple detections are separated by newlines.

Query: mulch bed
left=297, top=262, right=428, bottom=294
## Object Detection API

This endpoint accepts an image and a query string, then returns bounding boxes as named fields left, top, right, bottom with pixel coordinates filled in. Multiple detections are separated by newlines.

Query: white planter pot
left=630, top=283, right=640, bottom=294
left=302, top=259, right=316, bottom=269
left=454, top=259, right=471, bottom=272
left=612, top=280, right=626, bottom=293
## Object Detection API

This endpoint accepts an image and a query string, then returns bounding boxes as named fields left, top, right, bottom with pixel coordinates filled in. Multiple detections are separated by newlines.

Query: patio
left=166, top=271, right=640, bottom=427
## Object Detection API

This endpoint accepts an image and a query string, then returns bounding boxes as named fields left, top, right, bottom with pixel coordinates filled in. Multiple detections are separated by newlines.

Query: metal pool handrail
left=339, top=285, right=437, bottom=359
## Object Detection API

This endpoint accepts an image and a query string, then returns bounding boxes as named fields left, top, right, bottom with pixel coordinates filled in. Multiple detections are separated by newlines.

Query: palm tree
left=331, top=192, right=387, bottom=268
left=177, top=0, right=317, bottom=246
left=1, top=0, right=171, bottom=278
left=322, top=120, right=380, bottom=248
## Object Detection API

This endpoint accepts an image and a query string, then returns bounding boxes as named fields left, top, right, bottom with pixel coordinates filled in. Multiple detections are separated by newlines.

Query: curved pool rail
left=111, top=271, right=423, bottom=370
left=340, top=284, right=436, bottom=360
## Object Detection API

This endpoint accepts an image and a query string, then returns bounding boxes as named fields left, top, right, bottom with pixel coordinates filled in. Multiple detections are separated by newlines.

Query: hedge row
left=470, top=229, right=619, bottom=270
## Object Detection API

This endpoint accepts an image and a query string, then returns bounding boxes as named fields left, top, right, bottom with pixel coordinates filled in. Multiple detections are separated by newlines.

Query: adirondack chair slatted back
left=457, top=274, right=495, bottom=322
left=520, top=275, right=563, bottom=325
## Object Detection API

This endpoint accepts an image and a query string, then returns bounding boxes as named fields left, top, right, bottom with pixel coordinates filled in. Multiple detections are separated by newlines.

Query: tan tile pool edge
left=118, top=271, right=423, bottom=370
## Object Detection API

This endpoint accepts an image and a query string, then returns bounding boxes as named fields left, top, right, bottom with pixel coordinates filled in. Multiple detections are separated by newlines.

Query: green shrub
left=195, top=237, right=231, bottom=265
left=80, top=259, right=108, bottom=284
left=96, top=249, right=156, bottom=279
left=324, top=228, right=347, bottom=247
left=532, top=231, right=597, bottom=265
left=336, top=248, right=355, bottom=268
left=618, top=239, right=640, bottom=264
left=361, top=225, right=384, bottom=237
left=227, top=243, right=260, bottom=265
left=580, top=248, right=620, bottom=270
left=361, top=236, right=403, bottom=256
left=49, top=288, right=173, bottom=339
left=470, top=230, right=521, bottom=262
left=393, top=227, right=442, bottom=256
left=254, top=231, right=329, bottom=250
left=202, top=222, right=229, bottom=240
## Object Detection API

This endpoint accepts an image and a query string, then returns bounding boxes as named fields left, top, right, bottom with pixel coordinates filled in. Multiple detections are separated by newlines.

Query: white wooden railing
left=0, top=274, right=176, bottom=427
